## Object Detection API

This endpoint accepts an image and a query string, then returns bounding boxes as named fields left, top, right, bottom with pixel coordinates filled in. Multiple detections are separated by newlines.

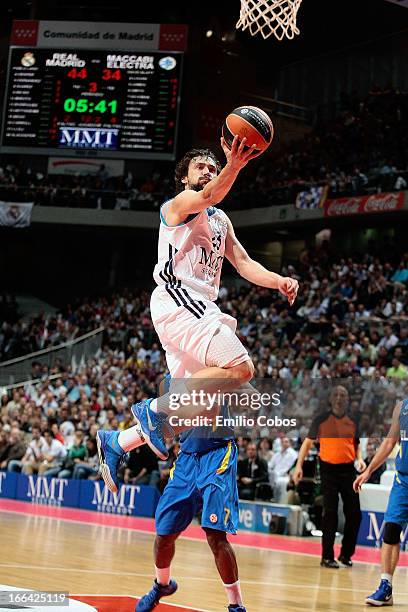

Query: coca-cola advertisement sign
left=363, top=193, right=404, bottom=213
left=325, top=198, right=360, bottom=217
left=324, top=192, right=405, bottom=217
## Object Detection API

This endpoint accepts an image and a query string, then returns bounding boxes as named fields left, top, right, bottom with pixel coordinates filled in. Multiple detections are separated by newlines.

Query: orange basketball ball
left=222, top=106, right=274, bottom=153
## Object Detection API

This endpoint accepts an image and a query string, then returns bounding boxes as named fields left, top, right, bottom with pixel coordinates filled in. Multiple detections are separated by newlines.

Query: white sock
left=381, top=573, right=393, bottom=585
left=117, top=425, right=145, bottom=452
left=150, top=398, right=159, bottom=413
left=150, top=382, right=189, bottom=415
left=155, top=565, right=170, bottom=586
left=223, top=580, right=243, bottom=606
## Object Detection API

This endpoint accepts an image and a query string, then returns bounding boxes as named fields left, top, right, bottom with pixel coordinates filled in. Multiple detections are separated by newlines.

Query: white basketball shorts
left=150, top=285, right=250, bottom=377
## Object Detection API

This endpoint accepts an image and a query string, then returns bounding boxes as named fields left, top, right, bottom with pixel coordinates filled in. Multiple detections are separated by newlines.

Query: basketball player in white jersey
left=97, top=134, right=299, bottom=490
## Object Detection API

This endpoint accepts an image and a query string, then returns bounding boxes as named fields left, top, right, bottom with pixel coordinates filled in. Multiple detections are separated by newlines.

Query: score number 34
left=67, top=68, right=122, bottom=81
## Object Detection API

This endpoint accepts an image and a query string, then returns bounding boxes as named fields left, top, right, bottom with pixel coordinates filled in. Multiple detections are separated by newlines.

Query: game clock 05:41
left=63, top=98, right=118, bottom=114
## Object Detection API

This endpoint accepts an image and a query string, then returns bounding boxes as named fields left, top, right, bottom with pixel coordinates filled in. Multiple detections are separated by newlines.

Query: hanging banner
left=0, top=201, right=34, bottom=227
left=295, top=185, right=328, bottom=209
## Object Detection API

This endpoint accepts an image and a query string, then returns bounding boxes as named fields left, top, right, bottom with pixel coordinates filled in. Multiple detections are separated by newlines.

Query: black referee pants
left=320, top=461, right=362, bottom=560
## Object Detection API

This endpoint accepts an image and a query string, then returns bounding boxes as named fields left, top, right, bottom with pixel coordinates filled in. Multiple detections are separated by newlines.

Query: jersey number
left=224, top=507, right=230, bottom=525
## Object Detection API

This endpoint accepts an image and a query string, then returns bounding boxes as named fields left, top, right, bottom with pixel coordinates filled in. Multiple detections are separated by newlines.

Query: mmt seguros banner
left=359, top=510, right=408, bottom=549
left=0, top=471, right=159, bottom=517
left=1, top=471, right=407, bottom=548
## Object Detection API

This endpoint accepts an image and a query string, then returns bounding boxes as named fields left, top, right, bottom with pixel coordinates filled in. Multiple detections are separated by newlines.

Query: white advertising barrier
left=359, top=483, right=391, bottom=513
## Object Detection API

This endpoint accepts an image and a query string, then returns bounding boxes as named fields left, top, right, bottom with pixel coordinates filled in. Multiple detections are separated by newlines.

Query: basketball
left=222, top=106, right=274, bottom=154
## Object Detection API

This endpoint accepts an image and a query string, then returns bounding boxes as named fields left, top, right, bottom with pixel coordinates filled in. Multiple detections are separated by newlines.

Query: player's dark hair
left=174, top=149, right=221, bottom=194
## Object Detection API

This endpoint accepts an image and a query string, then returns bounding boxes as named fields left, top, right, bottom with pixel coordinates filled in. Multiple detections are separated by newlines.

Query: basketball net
left=236, top=0, right=302, bottom=41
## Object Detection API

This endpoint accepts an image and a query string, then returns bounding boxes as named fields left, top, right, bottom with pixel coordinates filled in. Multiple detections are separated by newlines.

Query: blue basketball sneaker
left=131, top=398, right=168, bottom=460
left=228, top=606, right=247, bottom=612
left=366, top=579, right=393, bottom=606
left=96, top=430, right=124, bottom=493
left=136, top=579, right=178, bottom=611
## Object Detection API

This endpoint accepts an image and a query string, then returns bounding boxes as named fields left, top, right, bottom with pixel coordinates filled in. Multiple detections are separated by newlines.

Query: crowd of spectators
left=0, top=87, right=407, bottom=211
left=0, top=162, right=168, bottom=212
left=1, top=243, right=408, bottom=500
left=237, top=86, right=408, bottom=207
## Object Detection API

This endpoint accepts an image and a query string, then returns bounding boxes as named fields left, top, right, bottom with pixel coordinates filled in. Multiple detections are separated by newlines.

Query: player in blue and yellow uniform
left=354, top=398, right=408, bottom=606
left=136, top=374, right=245, bottom=612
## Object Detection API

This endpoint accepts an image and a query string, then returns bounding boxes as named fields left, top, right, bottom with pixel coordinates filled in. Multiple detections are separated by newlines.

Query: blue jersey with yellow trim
left=179, top=402, right=234, bottom=454
left=396, top=399, right=408, bottom=475
left=162, top=374, right=234, bottom=454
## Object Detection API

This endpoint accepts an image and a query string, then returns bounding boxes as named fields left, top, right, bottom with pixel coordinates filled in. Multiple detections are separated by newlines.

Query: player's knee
left=383, top=522, right=402, bottom=545
left=155, top=533, right=179, bottom=551
left=226, top=359, right=254, bottom=382
left=204, top=528, right=226, bottom=553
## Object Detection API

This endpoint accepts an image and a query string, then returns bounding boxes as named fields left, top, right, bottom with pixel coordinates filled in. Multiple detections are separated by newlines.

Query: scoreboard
left=1, top=47, right=183, bottom=159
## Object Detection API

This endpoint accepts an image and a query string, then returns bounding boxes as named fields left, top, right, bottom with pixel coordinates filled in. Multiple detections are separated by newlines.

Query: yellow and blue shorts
left=384, top=472, right=408, bottom=529
left=155, top=441, right=239, bottom=535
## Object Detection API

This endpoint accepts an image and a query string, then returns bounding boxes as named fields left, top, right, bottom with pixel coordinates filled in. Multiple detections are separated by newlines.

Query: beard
left=189, top=181, right=204, bottom=192
left=188, top=177, right=210, bottom=192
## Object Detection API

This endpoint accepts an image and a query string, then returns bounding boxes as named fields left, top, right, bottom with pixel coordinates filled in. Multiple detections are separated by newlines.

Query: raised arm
left=164, top=136, right=260, bottom=226
left=224, top=215, right=299, bottom=305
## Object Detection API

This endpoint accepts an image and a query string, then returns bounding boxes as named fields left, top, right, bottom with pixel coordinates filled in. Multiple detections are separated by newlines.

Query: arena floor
left=1, top=500, right=408, bottom=611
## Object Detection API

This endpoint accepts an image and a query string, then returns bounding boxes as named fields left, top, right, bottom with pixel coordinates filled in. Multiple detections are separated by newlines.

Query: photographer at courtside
left=293, top=385, right=366, bottom=568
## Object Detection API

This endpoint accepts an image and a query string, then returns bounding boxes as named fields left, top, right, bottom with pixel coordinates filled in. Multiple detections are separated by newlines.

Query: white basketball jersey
left=153, top=201, right=229, bottom=305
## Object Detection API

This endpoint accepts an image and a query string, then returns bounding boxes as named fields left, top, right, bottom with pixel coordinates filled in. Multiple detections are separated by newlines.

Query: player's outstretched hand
left=221, top=135, right=262, bottom=170
left=353, top=470, right=370, bottom=492
left=278, top=276, right=299, bottom=306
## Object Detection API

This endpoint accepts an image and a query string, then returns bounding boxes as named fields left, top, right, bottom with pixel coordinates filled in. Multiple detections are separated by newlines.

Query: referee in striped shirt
left=293, top=385, right=366, bottom=568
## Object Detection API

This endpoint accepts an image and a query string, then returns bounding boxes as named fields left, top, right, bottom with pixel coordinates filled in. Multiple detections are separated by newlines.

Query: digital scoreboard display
left=1, top=47, right=183, bottom=159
